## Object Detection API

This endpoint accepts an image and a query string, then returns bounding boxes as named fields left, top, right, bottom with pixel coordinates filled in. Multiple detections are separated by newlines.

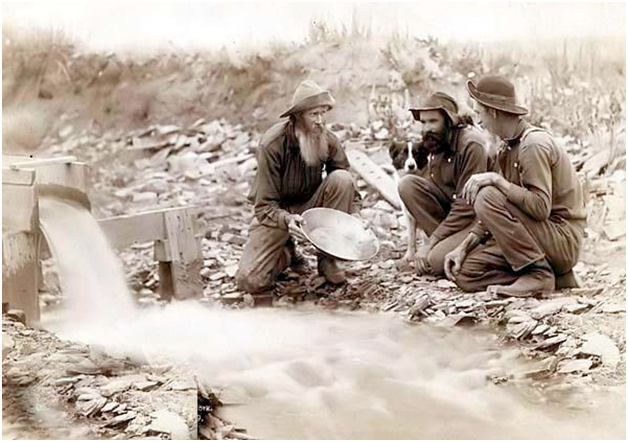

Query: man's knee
left=473, top=186, right=505, bottom=220
left=235, top=268, right=273, bottom=294
left=453, top=256, right=486, bottom=293
left=397, top=175, right=429, bottom=206
left=326, top=170, right=354, bottom=190
left=427, top=249, right=446, bottom=276
left=453, top=272, right=477, bottom=293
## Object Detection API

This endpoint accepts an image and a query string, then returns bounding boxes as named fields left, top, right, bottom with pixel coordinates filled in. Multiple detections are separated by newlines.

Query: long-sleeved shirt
left=429, top=125, right=491, bottom=243
left=470, top=120, right=587, bottom=239
left=248, top=120, right=352, bottom=230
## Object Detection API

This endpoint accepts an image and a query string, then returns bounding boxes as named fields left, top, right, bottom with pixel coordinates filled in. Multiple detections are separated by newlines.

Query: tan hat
left=280, top=80, right=335, bottom=118
left=409, top=92, right=460, bottom=125
left=466, top=76, right=528, bottom=115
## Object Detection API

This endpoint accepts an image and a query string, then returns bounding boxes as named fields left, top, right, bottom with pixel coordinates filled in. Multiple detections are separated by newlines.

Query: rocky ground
left=7, top=115, right=627, bottom=439
left=2, top=312, right=197, bottom=440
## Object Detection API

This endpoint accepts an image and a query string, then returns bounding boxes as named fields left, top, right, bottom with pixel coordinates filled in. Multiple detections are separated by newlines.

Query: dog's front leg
left=404, top=215, right=417, bottom=261
left=396, top=209, right=417, bottom=270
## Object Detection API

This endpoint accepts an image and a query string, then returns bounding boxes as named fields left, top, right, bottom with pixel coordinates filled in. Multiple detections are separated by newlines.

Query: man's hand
left=414, top=243, right=432, bottom=275
left=287, top=214, right=308, bottom=242
left=444, top=245, right=467, bottom=281
left=396, top=245, right=416, bottom=271
left=461, top=172, right=502, bottom=205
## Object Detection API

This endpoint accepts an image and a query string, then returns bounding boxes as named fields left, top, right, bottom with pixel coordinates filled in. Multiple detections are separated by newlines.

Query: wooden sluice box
left=2, top=154, right=203, bottom=326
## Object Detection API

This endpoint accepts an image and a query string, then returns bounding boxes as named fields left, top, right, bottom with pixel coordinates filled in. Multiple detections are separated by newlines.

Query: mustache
left=423, top=131, right=443, bottom=141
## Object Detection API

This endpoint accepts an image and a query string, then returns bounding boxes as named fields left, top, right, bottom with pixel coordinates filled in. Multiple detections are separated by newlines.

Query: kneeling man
left=236, top=80, right=359, bottom=294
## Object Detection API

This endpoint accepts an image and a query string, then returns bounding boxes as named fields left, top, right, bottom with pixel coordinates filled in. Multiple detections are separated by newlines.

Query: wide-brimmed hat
left=409, top=92, right=460, bottom=125
left=280, top=80, right=335, bottom=118
left=466, top=76, right=528, bottom=115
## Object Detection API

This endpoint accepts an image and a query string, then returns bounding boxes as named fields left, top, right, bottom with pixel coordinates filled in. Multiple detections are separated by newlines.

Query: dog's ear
left=388, top=138, right=400, bottom=155
left=413, top=140, right=429, bottom=170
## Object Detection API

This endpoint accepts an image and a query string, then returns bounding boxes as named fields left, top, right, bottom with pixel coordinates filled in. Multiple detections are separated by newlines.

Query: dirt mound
left=2, top=32, right=451, bottom=146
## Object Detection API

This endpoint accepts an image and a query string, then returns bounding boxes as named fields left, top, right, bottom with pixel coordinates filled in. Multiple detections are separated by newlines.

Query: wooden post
left=158, top=261, right=175, bottom=301
left=99, top=207, right=204, bottom=301
left=163, top=210, right=203, bottom=300
left=154, top=239, right=174, bottom=301
left=2, top=168, right=40, bottom=325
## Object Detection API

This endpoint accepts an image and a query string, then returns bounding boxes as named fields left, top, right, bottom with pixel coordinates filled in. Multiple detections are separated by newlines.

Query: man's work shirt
left=471, top=120, right=587, bottom=238
left=249, top=120, right=351, bottom=230
left=427, top=125, right=491, bottom=243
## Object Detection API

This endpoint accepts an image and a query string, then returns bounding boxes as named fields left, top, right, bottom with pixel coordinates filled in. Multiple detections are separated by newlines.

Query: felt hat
left=466, top=75, right=528, bottom=115
left=409, top=92, right=460, bottom=125
left=280, top=80, right=335, bottom=118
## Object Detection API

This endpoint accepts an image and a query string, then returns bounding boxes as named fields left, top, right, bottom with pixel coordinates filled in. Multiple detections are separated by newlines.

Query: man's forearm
left=427, top=235, right=440, bottom=250
left=493, top=175, right=512, bottom=196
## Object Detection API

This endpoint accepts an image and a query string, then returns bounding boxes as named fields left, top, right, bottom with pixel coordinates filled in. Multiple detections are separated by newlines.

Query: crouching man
left=397, top=92, right=490, bottom=276
left=445, top=75, right=586, bottom=296
left=236, top=80, right=359, bottom=294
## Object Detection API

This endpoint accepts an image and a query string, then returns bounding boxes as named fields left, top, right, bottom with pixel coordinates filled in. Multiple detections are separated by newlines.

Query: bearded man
left=397, top=92, right=490, bottom=276
left=235, top=80, right=359, bottom=295
left=444, top=75, right=586, bottom=297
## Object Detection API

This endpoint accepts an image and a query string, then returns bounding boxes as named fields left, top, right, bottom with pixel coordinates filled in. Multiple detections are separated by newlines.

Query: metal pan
left=301, top=208, right=379, bottom=261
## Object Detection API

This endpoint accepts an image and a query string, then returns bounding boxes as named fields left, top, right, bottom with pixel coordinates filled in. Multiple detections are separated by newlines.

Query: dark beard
left=419, top=132, right=449, bottom=154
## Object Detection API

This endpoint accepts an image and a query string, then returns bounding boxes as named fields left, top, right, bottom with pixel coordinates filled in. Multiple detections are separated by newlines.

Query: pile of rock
left=2, top=314, right=198, bottom=439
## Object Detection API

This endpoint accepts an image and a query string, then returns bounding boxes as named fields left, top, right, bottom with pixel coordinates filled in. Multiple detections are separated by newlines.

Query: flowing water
left=38, top=197, right=626, bottom=439
left=39, top=197, right=137, bottom=325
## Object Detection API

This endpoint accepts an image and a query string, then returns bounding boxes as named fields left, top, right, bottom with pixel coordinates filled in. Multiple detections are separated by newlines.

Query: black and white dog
left=387, top=139, right=430, bottom=265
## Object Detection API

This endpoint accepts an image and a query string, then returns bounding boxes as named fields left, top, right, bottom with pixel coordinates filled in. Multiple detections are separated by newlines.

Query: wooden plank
left=35, top=162, right=88, bottom=193
left=8, top=156, right=78, bottom=170
left=2, top=183, right=37, bottom=234
left=98, top=209, right=173, bottom=249
left=2, top=167, right=36, bottom=186
left=154, top=236, right=203, bottom=262
left=98, top=207, right=203, bottom=250
left=1, top=231, right=40, bottom=325
left=2, top=154, right=31, bottom=164
left=154, top=239, right=171, bottom=262
left=164, top=210, right=202, bottom=300
left=346, top=148, right=402, bottom=209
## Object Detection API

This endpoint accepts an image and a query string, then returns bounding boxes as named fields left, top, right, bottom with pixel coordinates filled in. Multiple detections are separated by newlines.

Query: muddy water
left=39, top=198, right=625, bottom=439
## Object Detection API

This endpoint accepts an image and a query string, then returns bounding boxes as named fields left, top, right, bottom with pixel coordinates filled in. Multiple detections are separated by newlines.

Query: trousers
left=456, top=187, right=585, bottom=292
left=235, top=170, right=355, bottom=294
left=398, top=175, right=470, bottom=275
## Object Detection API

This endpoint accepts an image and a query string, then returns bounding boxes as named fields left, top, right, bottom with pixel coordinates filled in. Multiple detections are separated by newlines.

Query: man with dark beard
left=235, top=80, right=359, bottom=295
left=397, top=92, right=490, bottom=276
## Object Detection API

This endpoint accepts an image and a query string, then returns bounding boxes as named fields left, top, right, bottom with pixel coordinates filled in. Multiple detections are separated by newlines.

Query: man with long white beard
left=235, top=81, right=359, bottom=295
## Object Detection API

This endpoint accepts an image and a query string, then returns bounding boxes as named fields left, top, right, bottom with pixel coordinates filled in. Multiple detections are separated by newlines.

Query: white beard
left=296, top=127, right=328, bottom=167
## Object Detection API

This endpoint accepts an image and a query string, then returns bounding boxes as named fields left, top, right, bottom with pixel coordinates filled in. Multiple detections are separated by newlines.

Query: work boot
left=554, top=269, right=581, bottom=290
left=317, top=254, right=346, bottom=285
left=286, top=238, right=310, bottom=275
left=488, top=257, right=555, bottom=298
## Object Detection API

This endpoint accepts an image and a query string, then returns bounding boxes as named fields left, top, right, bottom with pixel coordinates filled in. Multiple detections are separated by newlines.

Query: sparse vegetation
left=2, top=19, right=625, bottom=175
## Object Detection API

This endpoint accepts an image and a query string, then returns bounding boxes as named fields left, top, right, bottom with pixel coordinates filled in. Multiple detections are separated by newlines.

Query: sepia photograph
left=2, top=1, right=626, bottom=439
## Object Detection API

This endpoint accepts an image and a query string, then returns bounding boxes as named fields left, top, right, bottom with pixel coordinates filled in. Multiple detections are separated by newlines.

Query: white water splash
left=39, top=197, right=137, bottom=327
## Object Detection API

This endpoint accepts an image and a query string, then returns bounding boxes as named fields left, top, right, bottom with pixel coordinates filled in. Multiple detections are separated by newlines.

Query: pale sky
left=2, top=2, right=626, bottom=53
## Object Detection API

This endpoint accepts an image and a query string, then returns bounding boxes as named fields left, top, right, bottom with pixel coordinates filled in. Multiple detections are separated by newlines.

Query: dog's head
left=388, top=139, right=429, bottom=174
